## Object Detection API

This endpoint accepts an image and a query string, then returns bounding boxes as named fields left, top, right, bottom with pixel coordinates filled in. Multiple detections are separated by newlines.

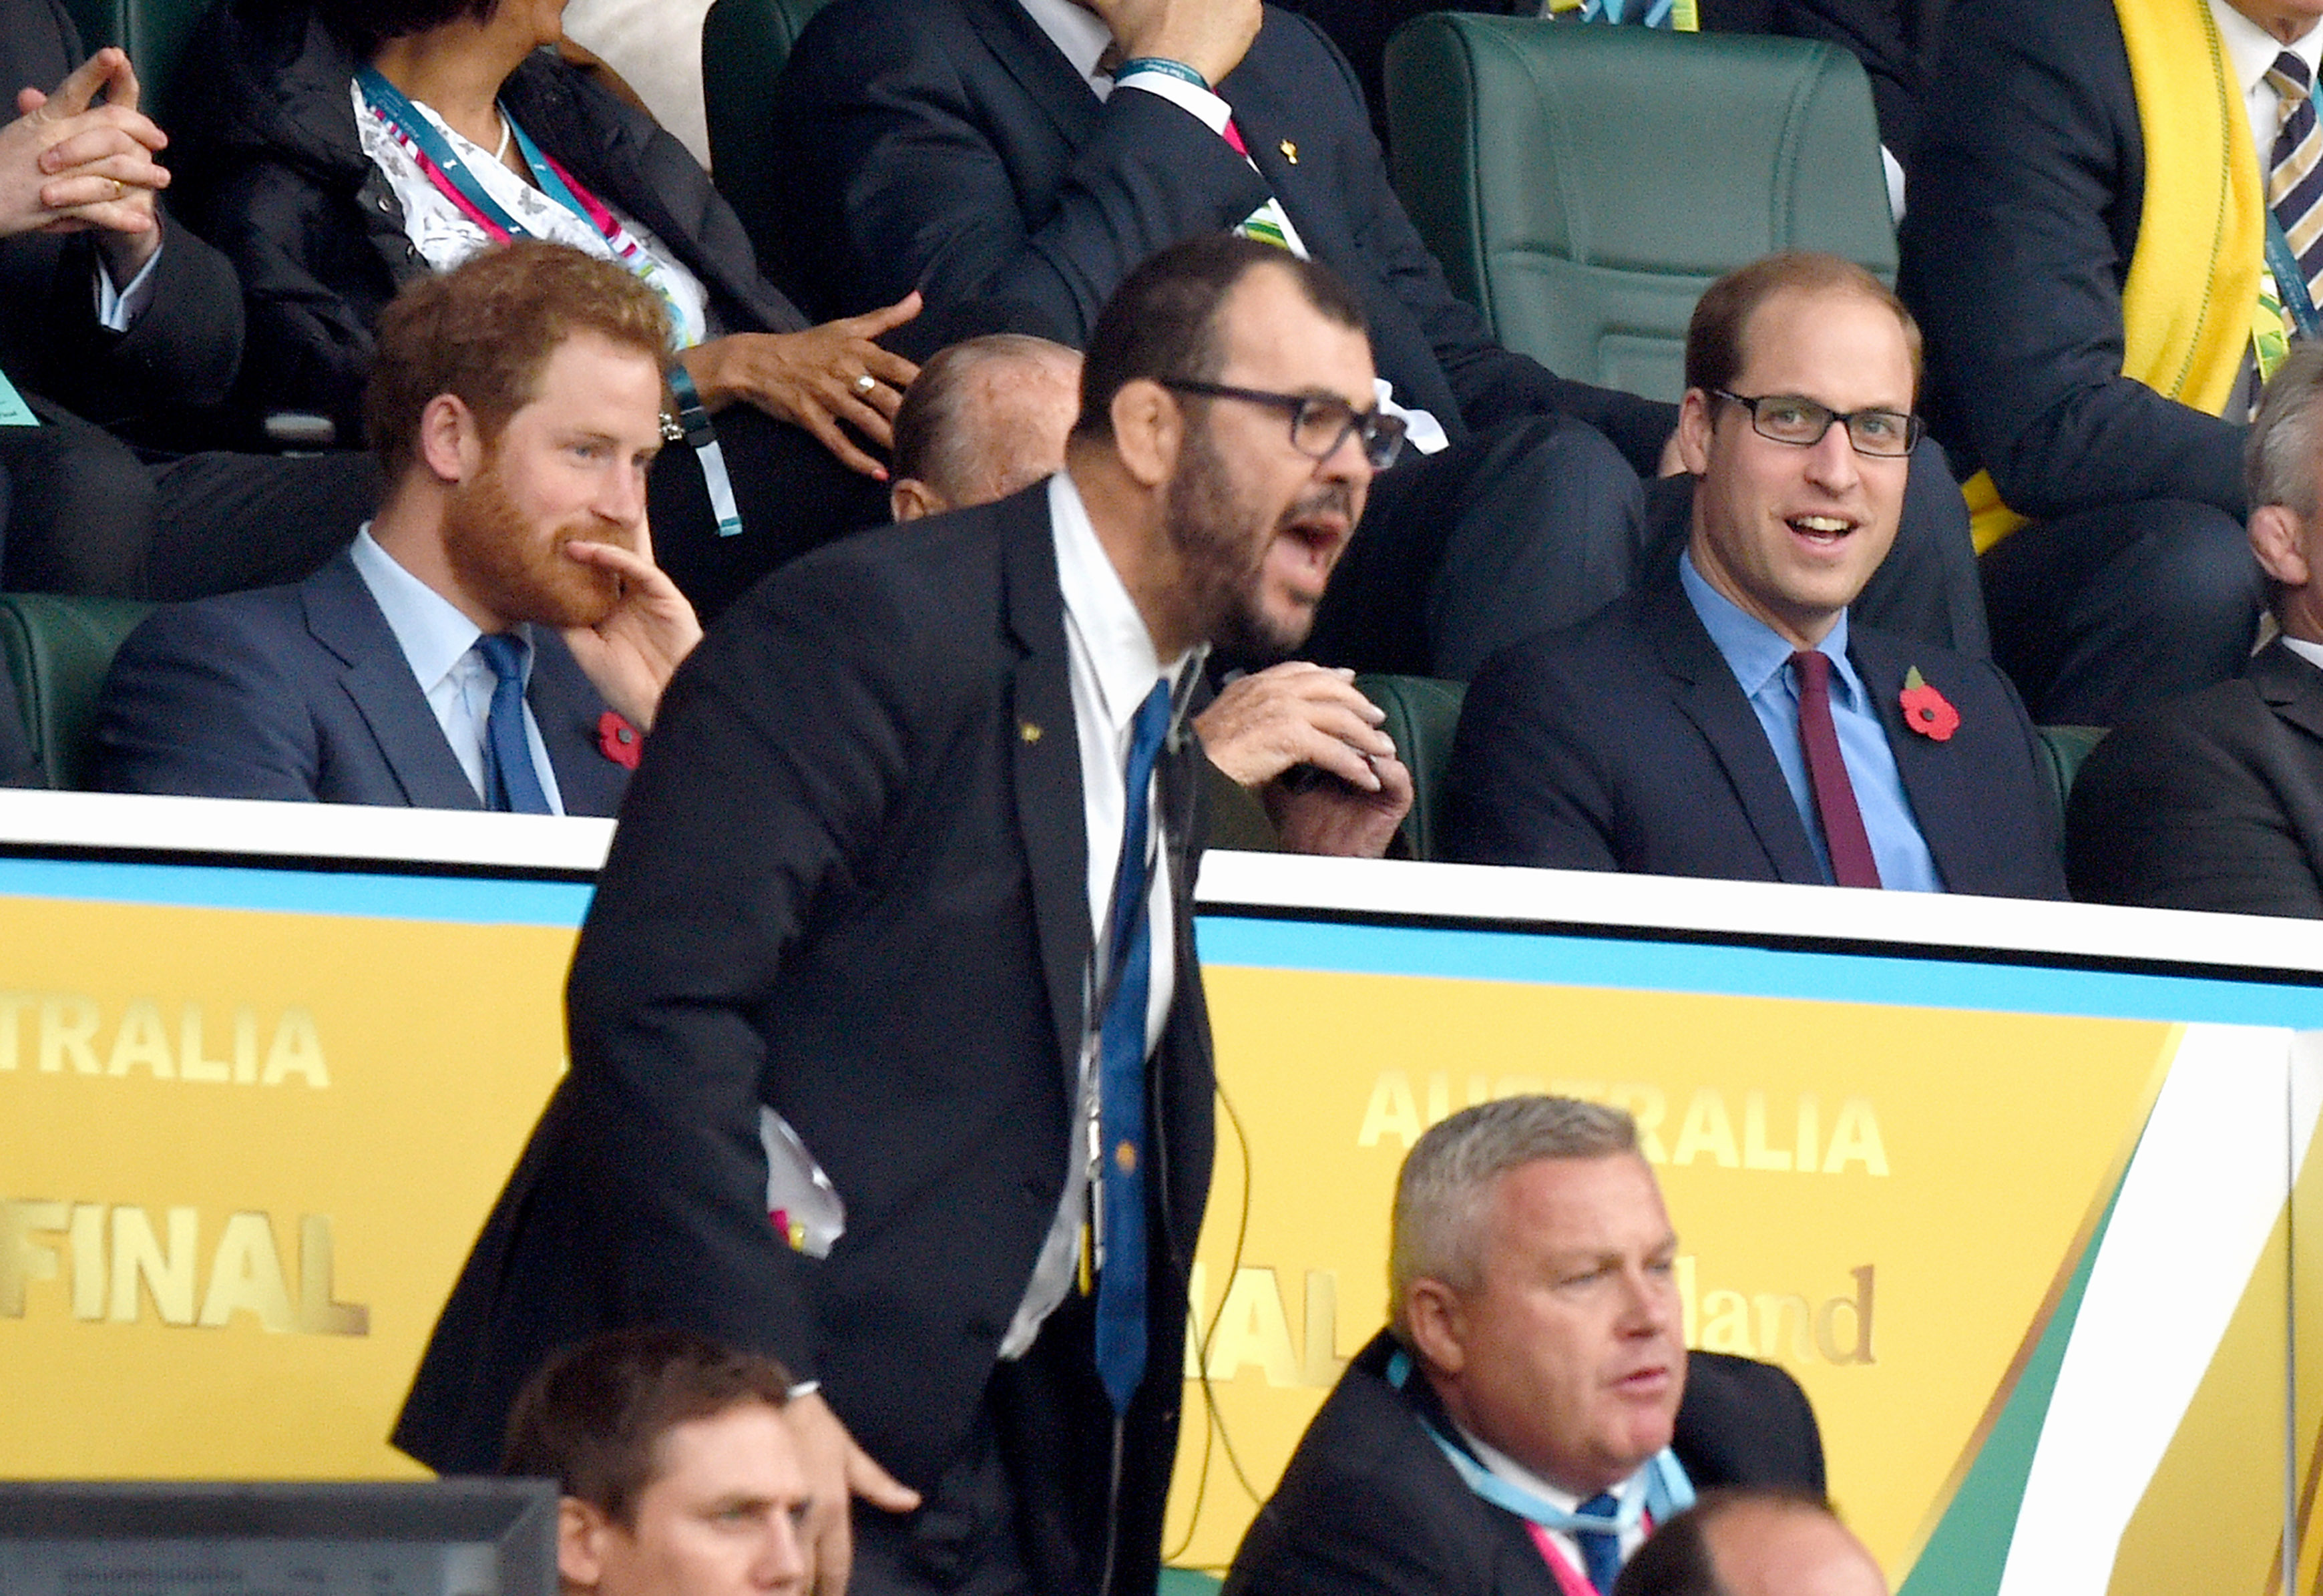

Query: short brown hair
left=366, top=240, right=673, bottom=473
left=1074, top=235, right=1368, bottom=443
left=499, top=1329, right=794, bottom=1528
left=1684, top=252, right=1922, bottom=406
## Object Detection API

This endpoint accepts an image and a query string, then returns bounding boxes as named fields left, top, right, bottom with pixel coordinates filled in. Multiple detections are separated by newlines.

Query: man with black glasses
left=1442, top=253, right=2065, bottom=900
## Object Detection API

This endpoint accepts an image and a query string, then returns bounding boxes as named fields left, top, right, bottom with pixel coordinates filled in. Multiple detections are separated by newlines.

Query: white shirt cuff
left=93, top=241, right=164, bottom=333
left=1116, top=71, right=1233, bottom=137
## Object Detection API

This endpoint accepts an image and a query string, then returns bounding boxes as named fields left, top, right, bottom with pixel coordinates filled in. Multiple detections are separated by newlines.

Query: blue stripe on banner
left=1192, top=915, right=2323, bottom=1028
left=0, top=857, right=593, bottom=927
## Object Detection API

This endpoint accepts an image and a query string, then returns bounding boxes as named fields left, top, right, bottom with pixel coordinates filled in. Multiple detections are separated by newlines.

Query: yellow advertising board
left=1, top=797, right=2320, bottom=1596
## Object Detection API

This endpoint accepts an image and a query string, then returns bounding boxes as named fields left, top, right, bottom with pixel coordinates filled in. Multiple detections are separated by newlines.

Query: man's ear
left=558, top=1496, right=614, bottom=1593
left=416, top=393, right=485, bottom=486
left=1675, top=388, right=1716, bottom=477
left=2252, top=504, right=2312, bottom=590
left=1403, top=1279, right=1468, bottom=1378
left=1108, top=378, right=1179, bottom=489
left=889, top=478, right=945, bottom=523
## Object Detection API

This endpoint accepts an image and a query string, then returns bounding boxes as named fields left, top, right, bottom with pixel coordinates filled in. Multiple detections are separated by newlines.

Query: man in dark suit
left=2068, top=343, right=2323, bottom=917
left=0, top=1, right=378, bottom=602
left=1226, top=1096, right=1826, bottom=1596
left=393, top=236, right=1390, bottom=1596
left=774, top=0, right=1672, bottom=681
left=1896, top=0, right=2300, bottom=724
left=94, top=242, right=700, bottom=813
left=1445, top=253, right=2065, bottom=899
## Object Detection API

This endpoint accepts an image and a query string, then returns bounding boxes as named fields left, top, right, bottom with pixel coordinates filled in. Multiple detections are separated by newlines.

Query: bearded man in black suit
left=395, top=236, right=1395, bottom=1596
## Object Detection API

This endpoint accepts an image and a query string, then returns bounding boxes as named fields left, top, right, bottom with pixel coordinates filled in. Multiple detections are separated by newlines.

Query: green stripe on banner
left=1897, top=1178, right=2128, bottom=1596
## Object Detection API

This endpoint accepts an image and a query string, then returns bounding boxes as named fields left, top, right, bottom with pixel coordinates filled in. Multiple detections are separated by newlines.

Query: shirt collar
left=2280, top=633, right=2323, bottom=674
left=1016, top=0, right=1114, bottom=96
left=1457, top=1424, right=1639, bottom=1517
left=2211, top=0, right=2323, bottom=102
left=1050, top=471, right=1190, bottom=732
left=1679, top=548, right=1852, bottom=701
left=348, top=526, right=525, bottom=694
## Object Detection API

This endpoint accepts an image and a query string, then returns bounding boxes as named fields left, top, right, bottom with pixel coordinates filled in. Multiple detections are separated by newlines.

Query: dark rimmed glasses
left=1712, top=389, right=1924, bottom=458
left=1160, top=379, right=1409, bottom=469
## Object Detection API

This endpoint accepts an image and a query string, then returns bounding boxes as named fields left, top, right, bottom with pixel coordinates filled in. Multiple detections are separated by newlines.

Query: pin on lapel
left=1020, top=721, right=1042, bottom=743
left=1899, top=667, right=1960, bottom=741
left=1279, top=139, right=1298, bottom=164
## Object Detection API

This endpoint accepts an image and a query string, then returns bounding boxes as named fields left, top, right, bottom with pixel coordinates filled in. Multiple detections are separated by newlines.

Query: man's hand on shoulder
left=1195, top=663, right=1411, bottom=858
left=785, top=1390, right=923, bottom=1596
left=556, top=534, right=704, bottom=732
left=1087, top=0, right=1260, bottom=91
left=2, top=49, right=170, bottom=278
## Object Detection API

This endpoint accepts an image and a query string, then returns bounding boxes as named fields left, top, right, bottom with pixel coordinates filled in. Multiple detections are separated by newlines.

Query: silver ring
left=853, top=373, right=877, bottom=395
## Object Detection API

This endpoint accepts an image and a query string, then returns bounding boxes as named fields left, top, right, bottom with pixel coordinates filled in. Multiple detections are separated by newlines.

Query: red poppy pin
left=598, top=710, right=644, bottom=769
left=1899, top=667, right=1960, bottom=741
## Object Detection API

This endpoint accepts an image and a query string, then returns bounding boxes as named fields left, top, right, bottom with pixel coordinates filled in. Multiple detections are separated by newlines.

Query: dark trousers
left=1302, top=411, right=1643, bottom=680
left=0, top=399, right=379, bottom=598
left=849, top=1294, right=1182, bottom=1596
left=1979, top=497, right=2264, bottom=725
left=649, top=403, right=893, bottom=622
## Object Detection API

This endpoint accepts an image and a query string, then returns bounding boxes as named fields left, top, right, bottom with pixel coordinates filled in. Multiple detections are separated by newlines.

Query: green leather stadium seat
left=702, top=0, right=837, bottom=272
left=1356, top=672, right=1466, bottom=861
left=2035, top=725, right=2107, bottom=823
left=61, top=0, right=208, bottom=132
left=0, top=594, right=153, bottom=791
left=1382, top=17, right=1895, bottom=402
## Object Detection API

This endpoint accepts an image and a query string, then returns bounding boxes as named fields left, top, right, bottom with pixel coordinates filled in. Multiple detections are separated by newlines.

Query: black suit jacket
left=1223, top=1333, right=1823, bottom=1596
left=2067, top=638, right=2323, bottom=917
left=1897, top=0, right=2245, bottom=522
left=92, top=550, right=630, bottom=814
left=393, top=488, right=1216, bottom=1584
left=771, top=0, right=1675, bottom=473
left=0, top=0, right=243, bottom=426
left=1442, top=583, right=2067, bottom=897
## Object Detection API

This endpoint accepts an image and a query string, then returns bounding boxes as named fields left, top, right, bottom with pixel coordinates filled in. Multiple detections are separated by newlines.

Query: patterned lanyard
left=354, top=67, right=678, bottom=331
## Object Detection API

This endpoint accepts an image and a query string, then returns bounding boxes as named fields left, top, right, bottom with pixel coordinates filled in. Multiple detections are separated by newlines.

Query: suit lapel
left=530, top=632, right=627, bottom=819
left=1645, top=588, right=1826, bottom=883
left=1853, top=631, right=1978, bottom=885
left=962, top=0, right=1103, bottom=150
left=2253, top=637, right=2323, bottom=743
left=302, top=554, right=483, bottom=811
left=1001, top=487, right=1093, bottom=1097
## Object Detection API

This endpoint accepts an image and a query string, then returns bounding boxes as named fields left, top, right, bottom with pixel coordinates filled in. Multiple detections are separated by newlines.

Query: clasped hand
left=1, top=49, right=170, bottom=280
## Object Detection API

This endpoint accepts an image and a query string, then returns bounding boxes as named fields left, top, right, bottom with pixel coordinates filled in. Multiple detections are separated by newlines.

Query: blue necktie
left=1093, top=678, right=1174, bottom=1414
left=1572, top=1492, right=1623, bottom=1595
left=475, top=633, right=551, bottom=815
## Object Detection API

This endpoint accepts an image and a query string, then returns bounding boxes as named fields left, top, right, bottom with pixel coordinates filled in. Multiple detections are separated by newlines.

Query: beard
left=1163, top=421, right=1351, bottom=665
left=439, top=455, right=625, bottom=630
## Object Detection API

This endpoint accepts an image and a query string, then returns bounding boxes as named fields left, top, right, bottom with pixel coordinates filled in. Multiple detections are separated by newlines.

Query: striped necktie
left=1555, top=0, right=1699, bottom=28
left=2268, top=51, right=2323, bottom=319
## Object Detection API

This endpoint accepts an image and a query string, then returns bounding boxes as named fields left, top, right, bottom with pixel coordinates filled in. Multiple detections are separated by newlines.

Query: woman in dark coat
left=183, top=0, right=921, bottom=615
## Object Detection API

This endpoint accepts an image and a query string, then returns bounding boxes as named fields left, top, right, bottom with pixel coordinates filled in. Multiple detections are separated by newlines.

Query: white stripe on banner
left=1994, top=1024, right=2318, bottom=1595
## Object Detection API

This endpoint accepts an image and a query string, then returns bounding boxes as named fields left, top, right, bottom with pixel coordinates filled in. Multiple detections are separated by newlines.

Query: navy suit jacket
left=2067, top=638, right=2323, bottom=918
left=1896, top=0, right=2246, bottom=522
left=93, top=550, right=630, bottom=815
left=1224, top=1332, right=1824, bottom=1596
left=391, top=487, right=1214, bottom=1593
left=771, top=0, right=1675, bottom=473
left=1442, top=584, right=2067, bottom=898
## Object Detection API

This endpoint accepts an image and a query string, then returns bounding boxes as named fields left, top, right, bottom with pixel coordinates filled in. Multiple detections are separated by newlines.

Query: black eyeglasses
left=1160, top=379, right=1409, bottom=469
left=1712, top=390, right=1924, bottom=458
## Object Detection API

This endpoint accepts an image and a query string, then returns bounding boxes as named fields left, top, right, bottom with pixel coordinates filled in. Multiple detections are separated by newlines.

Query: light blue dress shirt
left=348, top=528, right=567, bottom=814
left=1679, top=552, right=1940, bottom=891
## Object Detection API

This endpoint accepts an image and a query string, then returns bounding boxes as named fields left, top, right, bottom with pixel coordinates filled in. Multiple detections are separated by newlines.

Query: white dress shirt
left=2210, top=0, right=2323, bottom=166
left=999, top=471, right=1191, bottom=1358
left=1462, top=1428, right=1653, bottom=1579
left=347, top=527, right=568, bottom=813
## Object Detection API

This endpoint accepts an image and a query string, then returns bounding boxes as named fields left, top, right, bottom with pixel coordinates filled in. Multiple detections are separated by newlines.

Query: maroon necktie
left=1789, top=650, right=1882, bottom=889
